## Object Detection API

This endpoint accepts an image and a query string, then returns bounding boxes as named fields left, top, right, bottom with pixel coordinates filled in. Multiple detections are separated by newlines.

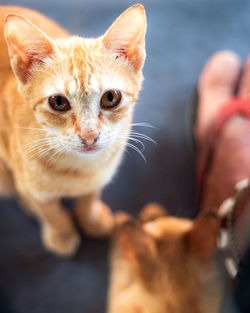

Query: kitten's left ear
left=139, top=203, right=168, bottom=223
left=102, top=4, right=147, bottom=72
left=4, top=14, right=55, bottom=83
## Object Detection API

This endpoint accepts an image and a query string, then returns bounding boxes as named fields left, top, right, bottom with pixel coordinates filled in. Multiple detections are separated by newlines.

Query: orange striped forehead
left=51, top=37, right=141, bottom=100
left=24, top=35, right=144, bottom=138
left=29, top=37, right=141, bottom=118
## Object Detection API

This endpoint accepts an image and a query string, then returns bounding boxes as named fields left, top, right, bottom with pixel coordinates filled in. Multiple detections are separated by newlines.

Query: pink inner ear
left=102, top=5, right=146, bottom=72
left=10, top=38, right=52, bottom=83
left=5, top=14, right=54, bottom=83
left=115, top=48, right=126, bottom=59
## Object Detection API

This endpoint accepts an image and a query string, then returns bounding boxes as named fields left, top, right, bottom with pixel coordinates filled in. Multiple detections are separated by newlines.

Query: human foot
left=196, top=50, right=241, bottom=143
left=196, top=51, right=250, bottom=210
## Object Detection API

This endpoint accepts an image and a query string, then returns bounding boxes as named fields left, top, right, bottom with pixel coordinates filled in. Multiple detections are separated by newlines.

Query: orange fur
left=0, top=5, right=146, bottom=256
left=108, top=204, right=224, bottom=313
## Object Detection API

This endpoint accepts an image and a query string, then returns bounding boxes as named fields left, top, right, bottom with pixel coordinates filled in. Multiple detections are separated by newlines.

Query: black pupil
left=107, top=92, right=114, bottom=102
left=56, top=96, right=63, bottom=106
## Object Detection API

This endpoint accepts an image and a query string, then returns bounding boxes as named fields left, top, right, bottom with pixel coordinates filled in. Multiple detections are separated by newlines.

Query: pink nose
left=79, top=133, right=99, bottom=146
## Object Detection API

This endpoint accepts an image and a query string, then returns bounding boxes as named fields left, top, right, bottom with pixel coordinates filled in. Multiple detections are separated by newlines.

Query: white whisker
left=129, top=132, right=156, bottom=144
left=128, top=137, right=145, bottom=150
left=129, top=122, right=155, bottom=129
left=23, top=142, right=55, bottom=158
left=46, top=145, right=65, bottom=165
left=126, top=142, right=146, bottom=162
left=28, top=146, right=55, bottom=160
left=20, top=138, right=55, bottom=153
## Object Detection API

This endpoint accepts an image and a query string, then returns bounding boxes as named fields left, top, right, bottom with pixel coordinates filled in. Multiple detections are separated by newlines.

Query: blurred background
left=0, top=0, right=250, bottom=312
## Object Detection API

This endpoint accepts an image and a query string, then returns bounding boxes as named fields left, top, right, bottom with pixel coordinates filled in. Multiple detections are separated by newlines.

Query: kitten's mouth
left=81, top=145, right=99, bottom=153
left=77, top=143, right=107, bottom=155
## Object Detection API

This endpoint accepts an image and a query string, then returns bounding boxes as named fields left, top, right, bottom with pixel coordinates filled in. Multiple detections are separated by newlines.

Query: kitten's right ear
left=102, top=4, right=147, bottom=73
left=4, top=14, right=55, bottom=83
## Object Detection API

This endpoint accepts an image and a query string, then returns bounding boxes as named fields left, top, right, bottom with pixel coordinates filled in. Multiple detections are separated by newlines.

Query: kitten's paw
left=78, top=200, right=114, bottom=238
left=42, top=224, right=80, bottom=257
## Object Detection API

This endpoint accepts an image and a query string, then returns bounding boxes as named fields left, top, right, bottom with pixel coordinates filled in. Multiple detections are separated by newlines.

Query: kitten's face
left=21, top=38, right=142, bottom=157
left=109, top=208, right=222, bottom=313
left=4, top=5, right=146, bottom=158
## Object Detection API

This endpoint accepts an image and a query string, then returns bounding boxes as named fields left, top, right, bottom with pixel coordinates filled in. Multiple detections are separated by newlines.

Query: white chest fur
left=27, top=149, right=123, bottom=200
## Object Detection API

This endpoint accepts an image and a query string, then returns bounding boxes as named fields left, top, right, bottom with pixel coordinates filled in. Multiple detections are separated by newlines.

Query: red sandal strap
left=198, top=97, right=250, bottom=205
left=214, top=97, right=250, bottom=134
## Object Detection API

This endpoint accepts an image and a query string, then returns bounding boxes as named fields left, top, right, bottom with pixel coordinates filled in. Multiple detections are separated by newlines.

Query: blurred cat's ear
left=185, top=212, right=220, bottom=262
left=139, top=203, right=168, bottom=223
left=119, top=222, right=157, bottom=269
left=102, top=4, right=147, bottom=72
left=4, top=14, right=55, bottom=83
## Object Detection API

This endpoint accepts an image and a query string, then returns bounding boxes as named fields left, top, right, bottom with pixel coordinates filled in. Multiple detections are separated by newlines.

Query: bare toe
left=197, top=50, right=241, bottom=141
left=239, top=57, right=250, bottom=97
left=196, top=53, right=250, bottom=211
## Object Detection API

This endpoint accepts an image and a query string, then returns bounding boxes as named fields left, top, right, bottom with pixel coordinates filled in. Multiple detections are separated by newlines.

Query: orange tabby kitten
left=108, top=204, right=224, bottom=313
left=0, top=4, right=146, bottom=256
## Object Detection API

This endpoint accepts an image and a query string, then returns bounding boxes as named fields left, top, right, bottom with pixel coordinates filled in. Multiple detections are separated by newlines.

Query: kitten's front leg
left=21, top=194, right=80, bottom=257
left=75, top=192, right=114, bottom=237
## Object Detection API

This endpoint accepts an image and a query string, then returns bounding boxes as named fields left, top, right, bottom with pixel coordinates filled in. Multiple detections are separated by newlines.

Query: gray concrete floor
left=0, top=0, right=250, bottom=312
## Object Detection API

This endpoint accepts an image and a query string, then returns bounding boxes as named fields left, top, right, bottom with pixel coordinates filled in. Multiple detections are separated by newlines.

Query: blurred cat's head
left=108, top=204, right=224, bottom=313
left=4, top=5, right=146, bottom=158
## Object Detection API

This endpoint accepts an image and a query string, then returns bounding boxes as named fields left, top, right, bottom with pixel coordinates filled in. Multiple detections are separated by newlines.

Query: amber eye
left=100, top=90, right=122, bottom=110
left=48, top=95, right=71, bottom=112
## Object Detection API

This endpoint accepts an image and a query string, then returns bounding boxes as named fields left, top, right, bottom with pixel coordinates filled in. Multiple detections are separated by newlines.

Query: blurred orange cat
left=108, top=204, right=224, bottom=313
left=0, top=4, right=146, bottom=256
